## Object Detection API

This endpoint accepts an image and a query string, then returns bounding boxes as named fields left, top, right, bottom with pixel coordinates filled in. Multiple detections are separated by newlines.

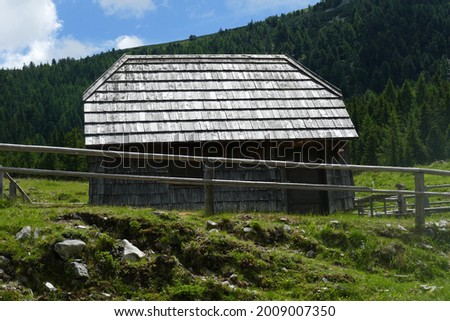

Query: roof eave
left=82, top=54, right=130, bottom=101
left=283, top=55, right=343, bottom=98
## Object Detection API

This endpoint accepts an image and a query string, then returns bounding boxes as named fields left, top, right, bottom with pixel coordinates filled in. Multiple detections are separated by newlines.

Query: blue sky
left=0, top=0, right=320, bottom=68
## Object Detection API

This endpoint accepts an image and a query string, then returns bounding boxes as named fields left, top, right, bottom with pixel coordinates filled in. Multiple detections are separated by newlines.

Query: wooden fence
left=0, top=143, right=449, bottom=232
left=0, top=166, right=32, bottom=203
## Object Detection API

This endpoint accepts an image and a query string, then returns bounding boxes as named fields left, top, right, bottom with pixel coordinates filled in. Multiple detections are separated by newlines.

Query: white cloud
left=0, top=0, right=61, bottom=52
left=0, top=0, right=142, bottom=68
left=56, top=37, right=102, bottom=60
left=0, top=0, right=101, bottom=69
left=0, top=36, right=102, bottom=69
left=114, top=35, right=145, bottom=49
left=95, top=0, right=156, bottom=18
left=0, top=0, right=63, bottom=68
left=226, top=0, right=312, bottom=14
left=188, top=9, right=216, bottom=20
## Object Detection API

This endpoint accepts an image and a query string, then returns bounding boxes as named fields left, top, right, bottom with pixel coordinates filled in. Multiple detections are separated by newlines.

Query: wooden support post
left=280, top=167, right=288, bottom=213
left=424, top=186, right=430, bottom=213
left=204, top=160, right=215, bottom=215
left=415, top=172, right=425, bottom=233
left=9, top=180, right=17, bottom=199
left=0, top=166, right=3, bottom=198
left=397, top=193, right=407, bottom=216
left=369, top=198, right=373, bottom=217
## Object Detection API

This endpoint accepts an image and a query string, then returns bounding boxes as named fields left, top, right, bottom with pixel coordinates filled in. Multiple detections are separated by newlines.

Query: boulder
left=33, top=228, right=41, bottom=239
left=68, top=262, right=89, bottom=278
left=420, top=284, right=437, bottom=292
left=438, top=220, right=448, bottom=228
left=44, top=282, right=57, bottom=292
left=0, top=269, right=11, bottom=281
left=229, top=273, right=238, bottom=282
left=122, top=239, right=145, bottom=262
left=16, top=226, right=32, bottom=241
left=54, top=239, right=86, bottom=260
left=0, top=255, right=11, bottom=269
left=206, top=220, right=218, bottom=229
left=306, top=250, right=316, bottom=258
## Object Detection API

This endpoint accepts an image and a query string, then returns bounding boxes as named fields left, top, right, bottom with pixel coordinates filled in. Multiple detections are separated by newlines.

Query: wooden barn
left=83, top=54, right=358, bottom=213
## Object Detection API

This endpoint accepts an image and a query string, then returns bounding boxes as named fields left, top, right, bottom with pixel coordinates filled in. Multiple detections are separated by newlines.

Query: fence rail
left=1, top=143, right=450, bottom=176
left=0, top=143, right=449, bottom=233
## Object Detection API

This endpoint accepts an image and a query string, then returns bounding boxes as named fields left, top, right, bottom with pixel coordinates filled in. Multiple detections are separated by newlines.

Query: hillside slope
left=1, top=199, right=449, bottom=300
left=1, top=165, right=449, bottom=301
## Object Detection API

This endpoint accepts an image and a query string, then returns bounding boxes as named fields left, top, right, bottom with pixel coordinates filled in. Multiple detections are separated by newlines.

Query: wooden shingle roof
left=83, top=54, right=358, bottom=146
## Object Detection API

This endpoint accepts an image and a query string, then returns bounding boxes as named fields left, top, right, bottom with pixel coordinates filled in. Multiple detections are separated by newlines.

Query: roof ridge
left=124, top=54, right=287, bottom=59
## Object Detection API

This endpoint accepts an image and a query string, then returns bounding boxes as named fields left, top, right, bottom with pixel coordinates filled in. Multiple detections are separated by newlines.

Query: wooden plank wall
left=326, top=169, right=355, bottom=213
left=88, top=157, right=284, bottom=212
left=285, top=168, right=327, bottom=213
left=213, top=164, right=283, bottom=212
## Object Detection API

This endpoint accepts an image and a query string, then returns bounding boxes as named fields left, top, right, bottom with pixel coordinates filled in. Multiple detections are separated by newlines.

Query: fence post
left=9, top=180, right=17, bottom=199
left=415, top=172, right=425, bottom=232
left=0, top=165, right=3, bottom=198
left=204, top=160, right=215, bottom=215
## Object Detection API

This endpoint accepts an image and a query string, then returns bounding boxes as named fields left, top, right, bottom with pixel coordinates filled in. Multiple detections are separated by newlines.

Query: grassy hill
left=1, top=162, right=449, bottom=301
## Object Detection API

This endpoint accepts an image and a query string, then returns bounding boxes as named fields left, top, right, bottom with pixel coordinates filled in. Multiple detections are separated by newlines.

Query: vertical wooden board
left=415, top=172, right=426, bottom=232
left=204, top=160, right=215, bottom=215
left=0, top=166, right=3, bottom=198
left=326, top=169, right=355, bottom=213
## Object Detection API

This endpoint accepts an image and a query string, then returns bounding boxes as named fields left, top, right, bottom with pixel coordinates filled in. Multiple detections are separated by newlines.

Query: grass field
left=0, top=162, right=449, bottom=301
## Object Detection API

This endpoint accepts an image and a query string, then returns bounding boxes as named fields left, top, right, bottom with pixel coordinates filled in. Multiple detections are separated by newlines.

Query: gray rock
left=122, top=239, right=145, bottom=262
left=420, top=284, right=437, bottom=292
left=206, top=220, right=218, bottom=229
left=397, top=224, right=408, bottom=232
left=306, top=250, right=316, bottom=258
left=68, top=262, right=89, bottom=278
left=209, top=229, right=219, bottom=234
left=44, top=282, right=57, bottom=292
left=279, top=218, right=289, bottom=223
left=421, top=243, right=433, bottom=250
left=330, top=220, right=340, bottom=226
left=243, top=227, right=253, bottom=233
left=54, top=239, right=86, bottom=260
left=229, top=273, right=238, bottom=282
left=0, top=269, right=11, bottom=281
left=33, top=228, right=41, bottom=239
left=0, top=255, right=10, bottom=269
left=438, top=220, right=448, bottom=228
left=283, top=224, right=291, bottom=232
left=16, top=226, right=32, bottom=241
